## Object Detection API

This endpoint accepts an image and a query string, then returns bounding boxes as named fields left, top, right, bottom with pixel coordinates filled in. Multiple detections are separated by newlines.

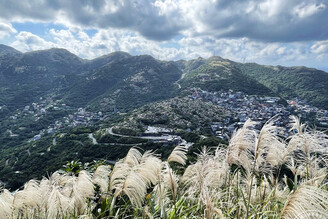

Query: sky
left=0, top=0, right=327, bottom=71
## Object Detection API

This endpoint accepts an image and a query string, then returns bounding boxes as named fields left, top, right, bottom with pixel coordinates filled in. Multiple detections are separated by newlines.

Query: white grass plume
left=288, top=117, right=328, bottom=157
left=92, top=165, right=111, bottom=194
left=253, top=119, right=284, bottom=171
left=124, top=147, right=142, bottom=166
left=281, top=185, right=328, bottom=219
left=110, top=161, right=131, bottom=194
left=168, top=145, right=187, bottom=165
left=0, top=189, right=13, bottom=219
left=13, top=179, right=42, bottom=217
left=226, top=119, right=256, bottom=172
left=289, top=115, right=305, bottom=134
left=71, top=170, right=95, bottom=215
left=122, top=170, right=147, bottom=207
left=110, top=148, right=152, bottom=207
left=163, top=163, right=179, bottom=202
left=47, top=185, right=73, bottom=218
left=137, top=150, right=162, bottom=186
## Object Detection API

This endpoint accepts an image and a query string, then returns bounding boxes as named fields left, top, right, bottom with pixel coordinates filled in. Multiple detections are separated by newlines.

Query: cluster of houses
left=189, top=88, right=328, bottom=140
left=65, top=108, right=108, bottom=127
left=34, top=108, right=109, bottom=141
left=288, top=98, right=328, bottom=127
left=9, top=96, right=70, bottom=121
left=6, top=96, right=113, bottom=141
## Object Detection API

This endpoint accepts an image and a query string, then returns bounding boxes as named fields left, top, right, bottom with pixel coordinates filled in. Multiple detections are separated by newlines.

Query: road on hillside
left=107, top=127, right=176, bottom=141
left=107, top=127, right=193, bottom=148
left=88, top=133, right=98, bottom=145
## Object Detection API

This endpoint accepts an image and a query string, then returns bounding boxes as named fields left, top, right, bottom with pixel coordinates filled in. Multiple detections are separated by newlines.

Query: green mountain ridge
left=237, top=62, right=328, bottom=108
left=178, top=56, right=274, bottom=96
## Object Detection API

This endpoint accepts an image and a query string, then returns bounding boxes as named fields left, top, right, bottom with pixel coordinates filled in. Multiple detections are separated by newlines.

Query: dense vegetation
left=179, top=57, right=274, bottom=96
left=1, top=117, right=327, bottom=218
left=125, top=97, right=229, bottom=131
left=238, top=63, right=328, bottom=109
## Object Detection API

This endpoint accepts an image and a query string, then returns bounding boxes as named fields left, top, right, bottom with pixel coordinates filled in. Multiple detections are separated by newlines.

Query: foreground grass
left=1, top=116, right=328, bottom=218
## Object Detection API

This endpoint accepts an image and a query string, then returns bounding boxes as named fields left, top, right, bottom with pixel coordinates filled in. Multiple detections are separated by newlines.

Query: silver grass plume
left=0, top=189, right=13, bottom=218
left=71, top=170, right=95, bottom=215
left=152, top=161, right=179, bottom=216
left=124, top=147, right=142, bottom=166
left=110, top=147, right=151, bottom=207
left=137, top=150, right=162, bottom=186
left=46, top=185, right=73, bottom=218
left=92, top=165, right=111, bottom=195
left=13, top=179, right=42, bottom=217
left=226, top=119, right=256, bottom=172
left=163, top=162, right=179, bottom=202
left=168, top=145, right=187, bottom=165
left=122, top=170, right=147, bottom=207
left=289, top=115, right=305, bottom=134
left=288, top=116, right=328, bottom=156
left=253, top=118, right=283, bottom=172
left=182, top=147, right=226, bottom=202
left=281, top=185, right=328, bottom=219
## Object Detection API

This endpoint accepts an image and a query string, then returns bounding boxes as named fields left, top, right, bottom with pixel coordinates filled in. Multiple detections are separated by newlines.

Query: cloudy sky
left=0, top=0, right=327, bottom=71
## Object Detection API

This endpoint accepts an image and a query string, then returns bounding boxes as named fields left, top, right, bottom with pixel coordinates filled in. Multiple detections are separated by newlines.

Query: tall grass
left=0, top=117, right=327, bottom=218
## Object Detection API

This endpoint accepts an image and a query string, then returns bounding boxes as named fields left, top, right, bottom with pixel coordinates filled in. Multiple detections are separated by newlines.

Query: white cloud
left=10, top=31, right=55, bottom=51
left=311, top=40, right=328, bottom=54
left=0, top=21, right=17, bottom=39
left=293, top=3, right=326, bottom=18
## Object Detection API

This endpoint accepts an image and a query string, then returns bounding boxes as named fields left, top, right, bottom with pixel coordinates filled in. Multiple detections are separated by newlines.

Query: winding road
left=107, top=127, right=193, bottom=148
left=88, top=133, right=98, bottom=145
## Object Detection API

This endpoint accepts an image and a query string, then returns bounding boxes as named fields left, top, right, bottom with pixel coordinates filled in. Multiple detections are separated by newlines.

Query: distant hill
left=0, top=46, right=182, bottom=112
left=64, top=55, right=182, bottom=111
left=177, top=56, right=274, bottom=96
left=0, top=44, right=21, bottom=57
left=237, top=63, right=328, bottom=108
left=0, top=47, right=85, bottom=110
left=2, top=45, right=327, bottom=112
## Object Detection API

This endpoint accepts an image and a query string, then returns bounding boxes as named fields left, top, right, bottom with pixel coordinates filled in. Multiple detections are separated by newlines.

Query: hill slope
left=178, top=57, right=274, bottom=96
left=65, top=55, right=182, bottom=111
left=237, top=63, right=328, bottom=108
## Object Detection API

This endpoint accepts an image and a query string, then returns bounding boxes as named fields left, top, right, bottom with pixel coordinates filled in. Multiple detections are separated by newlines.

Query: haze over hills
left=0, top=44, right=328, bottom=189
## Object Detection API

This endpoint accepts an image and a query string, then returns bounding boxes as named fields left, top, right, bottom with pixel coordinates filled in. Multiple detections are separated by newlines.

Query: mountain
left=64, top=55, right=183, bottom=111
left=177, top=56, right=274, bottom=96
left=0, top=47, right=85, bottom=110
left=237, top=63, right=328, bottom=108
left=0, top=44, right=21, bottom=57
left=0, top=47, right=183, bottom=112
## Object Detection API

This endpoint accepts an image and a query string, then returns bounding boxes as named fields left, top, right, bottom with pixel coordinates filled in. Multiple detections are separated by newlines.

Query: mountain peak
left=26, top=47, right=80, bottom=57
left=22, top=47, right=84, bottom=65
left=0, top=44, right=22, bottom=56
left=208, top=56, right=225, bottom=61
left=94, top=51, right=131, bottom=61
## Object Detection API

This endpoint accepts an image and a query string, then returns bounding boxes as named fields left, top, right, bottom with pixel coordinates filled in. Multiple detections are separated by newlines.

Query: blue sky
left=0, top=0, right=327, bottom=71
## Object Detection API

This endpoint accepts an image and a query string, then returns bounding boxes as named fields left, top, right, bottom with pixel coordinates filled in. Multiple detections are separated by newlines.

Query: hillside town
left=5, top=96, right=112, bottom=141
left=5, top=89, right=328, bottom=143
left=189, top=88, right=328, bottom=139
